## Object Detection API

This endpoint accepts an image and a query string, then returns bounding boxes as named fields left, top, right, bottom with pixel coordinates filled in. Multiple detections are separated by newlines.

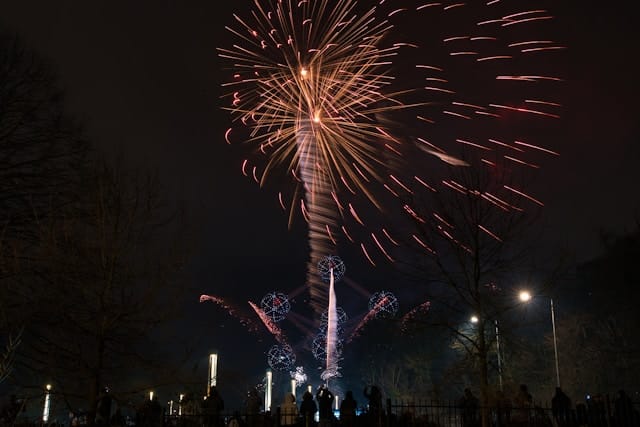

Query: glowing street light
left=520, top=290, right=560, bottom=388
left=208, top=353, right=218, bottom=394
left=518, top=291, right=532, bottom=302
left=42, top=384, right=52, bottom=423
left=469, top=316, right=503, bottom=391
left=178, top=393, right=185, bottom=416
left=265, top=369, right=272, bottom=412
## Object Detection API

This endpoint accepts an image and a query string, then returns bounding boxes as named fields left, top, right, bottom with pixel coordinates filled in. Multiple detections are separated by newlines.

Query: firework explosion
left=216, top=0, right=564, bottom=379
left=219, top=0, right=427, bottom=316
left=219, top=0, right=564, bottom=278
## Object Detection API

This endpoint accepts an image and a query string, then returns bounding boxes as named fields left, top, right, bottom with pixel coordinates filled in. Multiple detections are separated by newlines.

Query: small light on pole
left=519, top=289, right=561, bottom=388
left=43, top=384, right=52, bottom=423
left=265, top=369, right=272, bottom=412
left=470, top=315, right=479, bottom=324
left=208, top=353, right=218, bottom=395
left=519, top=290, right=532, bottom=302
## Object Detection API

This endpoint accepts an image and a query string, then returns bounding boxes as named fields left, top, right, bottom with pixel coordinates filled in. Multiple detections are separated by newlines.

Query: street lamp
left=208, top=353, right=218, bottom=395
left=43, top=384, right=52, bottom=423
left=519, top=290, right=560, bottom=388
left=469, top=316, right=503, bottom=391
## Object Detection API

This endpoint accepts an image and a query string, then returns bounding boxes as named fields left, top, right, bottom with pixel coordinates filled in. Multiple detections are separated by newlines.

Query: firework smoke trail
left=322, top=268, right=339, bottom=382
left=248, top=301, right=289, bottom=346
left=297, top=116, right=337, bottom=316
left=199, top=294, right=258, bottom=332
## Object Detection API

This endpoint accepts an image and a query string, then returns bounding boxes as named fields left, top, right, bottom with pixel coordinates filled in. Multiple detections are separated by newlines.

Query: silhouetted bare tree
left=398, top=165, right=565, bottom=426
left=0, top=30, right=88, bottom=388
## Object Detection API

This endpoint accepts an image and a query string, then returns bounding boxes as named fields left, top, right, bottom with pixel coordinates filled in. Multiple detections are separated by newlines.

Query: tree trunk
left=478, top=319, right=490, bottom=427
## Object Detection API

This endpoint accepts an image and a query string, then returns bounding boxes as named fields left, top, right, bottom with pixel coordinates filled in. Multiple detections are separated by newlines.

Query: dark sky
left=1, top=0, right=639, bottom=401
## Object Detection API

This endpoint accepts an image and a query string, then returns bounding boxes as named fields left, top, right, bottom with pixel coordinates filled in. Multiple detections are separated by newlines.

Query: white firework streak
left=322, top=267, right=340, bottom=381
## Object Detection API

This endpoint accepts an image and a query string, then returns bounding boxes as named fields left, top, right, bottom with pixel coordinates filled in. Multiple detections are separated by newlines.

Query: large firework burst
left=218, top=0, right=565, bottom=313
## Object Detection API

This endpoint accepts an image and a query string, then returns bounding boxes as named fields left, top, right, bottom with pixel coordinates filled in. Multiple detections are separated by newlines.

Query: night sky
left=1, top=0, right=639, bottom=403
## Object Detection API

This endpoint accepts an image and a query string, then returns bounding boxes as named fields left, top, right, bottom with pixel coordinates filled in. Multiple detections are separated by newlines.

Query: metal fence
left=386, top=398, right=640, bottom=427
left=3, top=398, right=639, bottom=427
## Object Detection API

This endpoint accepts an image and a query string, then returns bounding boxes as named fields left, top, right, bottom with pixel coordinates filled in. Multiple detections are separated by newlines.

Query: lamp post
left=208, top=353, right=218, bottom=395
left=42, top=384, right=52, bottom=424
left=265, top=369, right=272, bottom=412
left=470, top=316, right=503, bottom=391
left=519, top=290, right=560, bottom=387
left=494, top=319, right=503, bottom=392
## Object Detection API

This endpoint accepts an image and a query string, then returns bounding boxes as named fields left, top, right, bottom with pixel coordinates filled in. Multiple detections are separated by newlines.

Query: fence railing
left=3, top=397, right=638, bottom=427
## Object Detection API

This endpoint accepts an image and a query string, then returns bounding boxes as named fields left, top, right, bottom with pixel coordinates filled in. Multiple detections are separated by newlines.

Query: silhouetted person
left=587, top=395, right=607, bottom=427
left=300, top=391, right=317, bottom=427
left=226, top=411, right=242, bottom=427
left=138, top=395, right=163, bottom=427
left=339, top=391, right=357, bottom=427
left=552, top=387, right=572, bottom=427
left=316, top=386, right=334, bottom=427
left=494, top=390, right=512, bottom=427
left=245, top=388, right=262, bottom=427
left=459, top=388, right=479, bottom=427
left=95, top=387, right=113, bottom=426
left=364, top=385, right=383, bottom=427
left=512, top=384, right=533, bottom=427
left=279, top=393, right=298, bottom=426
left=204, top=386, right=225, bottom=427
left=0, top=395, right=21, bottom=425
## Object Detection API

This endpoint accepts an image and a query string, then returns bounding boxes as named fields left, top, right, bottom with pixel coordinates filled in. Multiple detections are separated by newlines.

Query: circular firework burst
left=290, top=366, right=308, bottom=387
left=368, top=291, right=399, bottom=318
left=311, top=331, right=344, bottom=361
left=267, top=344, right=296, bottom=371
left=321, top=306, right=347, bottom=326
left=318, top=255, right=346, bottom=283
left=260, top=292, right=291, bottom=322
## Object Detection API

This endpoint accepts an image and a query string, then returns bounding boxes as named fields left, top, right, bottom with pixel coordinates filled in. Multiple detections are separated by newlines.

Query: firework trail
left=220, top=0, right=565, bottom=298
left=347, top=295, right=389, bottom=343
left=322, top=268, right=339, bottom=381
left=199, top=294, right=258, bottom=332
left=400, top=301, right=431, bottom=331
left=219, top=0, right=422, bottom=316
left=248, top=301, right=290, bottom=346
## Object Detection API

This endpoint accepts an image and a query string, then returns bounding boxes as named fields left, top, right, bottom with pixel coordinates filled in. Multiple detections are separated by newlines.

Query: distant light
left=208, top=353, right=218, bottom=392
left=43, top=384, right=52, bottom=423
left=519, top=291, right=532, bottom=302
left=149, top=391, right=154, bottom=401
left=470, top=315, right=479, bottom=323
left=265, top=370, right=273, bottom=412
